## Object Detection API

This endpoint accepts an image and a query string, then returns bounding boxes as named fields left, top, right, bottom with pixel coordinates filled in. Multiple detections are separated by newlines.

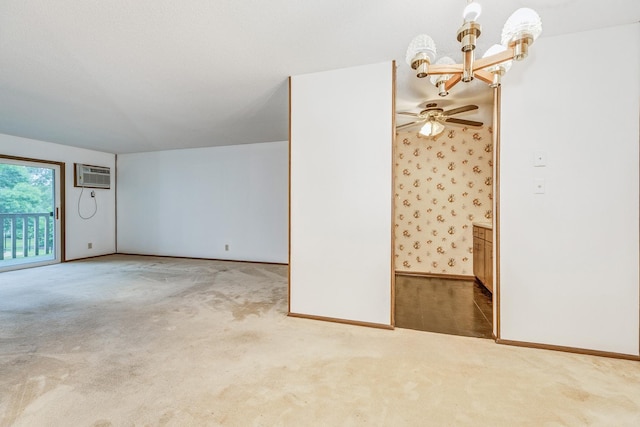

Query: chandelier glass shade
left=501, top=7, right=543, bottom=60
left=405, top=34, right=437, bottom=78
left=406, top=1, right=542, bottom=95
left=463, top=2, right=482, bottom=22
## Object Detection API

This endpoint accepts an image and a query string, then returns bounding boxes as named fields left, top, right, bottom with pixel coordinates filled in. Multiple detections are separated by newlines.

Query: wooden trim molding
left=115, top=252, right=287, bottom=266
left=65, top=254, right=116, bottom=262
left=287, top=76, right=293, bottom=315
left=0, top=154, right=62, bottom=165
left=496, top=339, right=640, bottom=362
left=395, top=271, right=475, bottom=281
left=493, top=85, right=501, bottom=339
left=59, top=162, right=66, bottom=262
left=288, top=312, right=394, bottom=330
left=390, top=60, right=397, bottom=327
left=114, top=154, right=118, bottom=253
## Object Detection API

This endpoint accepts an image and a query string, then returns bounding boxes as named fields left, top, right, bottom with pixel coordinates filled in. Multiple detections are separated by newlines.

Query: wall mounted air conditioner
left=74, top=163, right=111, bottom=189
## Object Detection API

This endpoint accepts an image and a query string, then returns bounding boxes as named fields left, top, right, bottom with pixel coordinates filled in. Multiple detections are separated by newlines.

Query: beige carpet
left=0, top=255, right=639, bottom=426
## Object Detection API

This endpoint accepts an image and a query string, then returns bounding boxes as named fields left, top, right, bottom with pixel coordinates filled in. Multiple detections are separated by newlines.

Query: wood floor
left=395, top=275, right=493, bottom=338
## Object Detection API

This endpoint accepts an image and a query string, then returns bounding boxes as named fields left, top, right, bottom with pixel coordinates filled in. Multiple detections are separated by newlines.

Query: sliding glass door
left=0, top=158, right=62, bottom=271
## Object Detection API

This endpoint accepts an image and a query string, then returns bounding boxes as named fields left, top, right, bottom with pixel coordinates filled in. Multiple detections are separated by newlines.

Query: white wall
left=289, top=62, right=393, bottom=326
left=116, top=141, right=288, bottom=263
left=0, top=133, right=116, bottom=260
left=500, top=24, right=639, bottom=356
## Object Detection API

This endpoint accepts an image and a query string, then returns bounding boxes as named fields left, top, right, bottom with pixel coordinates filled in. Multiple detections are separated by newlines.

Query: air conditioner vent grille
left=75, top=163, right=111, bottom=189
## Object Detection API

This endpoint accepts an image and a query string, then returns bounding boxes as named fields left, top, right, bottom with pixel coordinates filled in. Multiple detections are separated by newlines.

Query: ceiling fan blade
left=445, top=118, right=483, bottom=127
left=396, top=120, right=423, bottom=130
left=442, top=105, right=478, bottom=117
left=397, top=111, right=420, bottom=117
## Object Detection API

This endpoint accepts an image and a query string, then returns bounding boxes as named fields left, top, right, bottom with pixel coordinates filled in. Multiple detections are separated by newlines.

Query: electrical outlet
left=90, top=190, right=96, bottom=198
left=225, top=244, right=229, bottom=251
left=88, top=243, right=93, bottom=249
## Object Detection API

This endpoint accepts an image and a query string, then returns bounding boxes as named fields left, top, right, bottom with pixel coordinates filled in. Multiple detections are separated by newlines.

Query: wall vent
left=74, top=163, right=111, bottom=189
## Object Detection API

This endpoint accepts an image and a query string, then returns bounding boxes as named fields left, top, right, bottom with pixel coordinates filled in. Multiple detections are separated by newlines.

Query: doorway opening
left=392, top=85, right=497, bottom=339
left=0, top=156, right=63, bottom=272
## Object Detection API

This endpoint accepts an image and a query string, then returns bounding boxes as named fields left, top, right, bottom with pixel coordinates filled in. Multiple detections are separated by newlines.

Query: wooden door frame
left=492, top=86, right=501, bottom=340
left=0, top=154, right=66, bottom=265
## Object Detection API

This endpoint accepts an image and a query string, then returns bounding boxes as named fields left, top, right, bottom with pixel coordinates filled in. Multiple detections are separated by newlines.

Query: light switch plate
left=534, top=151, right=547, bottom=167
left=534, top=178, right=546, bottom=194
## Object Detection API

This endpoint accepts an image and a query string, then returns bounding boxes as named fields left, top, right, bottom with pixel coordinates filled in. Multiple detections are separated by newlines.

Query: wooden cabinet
left=473, top=224, right=493, bottom=293
left=473, top=228, right=485, bottom=286
left=484, top=228, right=493, bottom=293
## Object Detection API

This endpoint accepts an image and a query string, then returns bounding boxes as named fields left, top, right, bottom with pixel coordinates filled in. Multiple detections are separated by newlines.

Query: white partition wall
left=499, top=24, right=639, bottom=356
left=117, top=142, right=288, bottom=263
left=289, top=62, right=394, bottom=327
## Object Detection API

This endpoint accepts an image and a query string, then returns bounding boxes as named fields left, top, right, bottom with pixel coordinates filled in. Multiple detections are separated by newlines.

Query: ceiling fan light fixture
left=419, top=120, right=445, bottom=137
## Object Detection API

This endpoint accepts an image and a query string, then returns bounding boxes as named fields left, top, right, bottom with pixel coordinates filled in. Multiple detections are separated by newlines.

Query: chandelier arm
left=473, top=48, right=515, bottom=71
left=427, top=64, right=463, bottom=75
left=473, top=70, right=494, bottom=85
left=462, top=50, right=474, bottom=82
left=444, top=74, right=462, bottom=92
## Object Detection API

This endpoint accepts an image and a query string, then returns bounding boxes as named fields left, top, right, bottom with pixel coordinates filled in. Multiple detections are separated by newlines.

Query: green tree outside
left=0, top=163, right=54, bottom=259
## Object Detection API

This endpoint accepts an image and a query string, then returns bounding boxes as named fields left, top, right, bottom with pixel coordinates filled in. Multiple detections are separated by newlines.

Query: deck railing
left=0, top=213, right=54, bottom=261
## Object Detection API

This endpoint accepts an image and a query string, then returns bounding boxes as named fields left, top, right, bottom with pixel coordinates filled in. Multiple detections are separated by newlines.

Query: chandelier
left=405, top=1, right=543, bottom=97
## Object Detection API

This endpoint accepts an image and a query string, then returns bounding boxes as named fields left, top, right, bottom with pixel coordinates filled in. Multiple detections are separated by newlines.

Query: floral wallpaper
left=394, top=126, right=493, bottom=275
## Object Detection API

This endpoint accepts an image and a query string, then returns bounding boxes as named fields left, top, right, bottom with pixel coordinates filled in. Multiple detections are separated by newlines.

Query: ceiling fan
left=396, top=103, right=483, bottom=137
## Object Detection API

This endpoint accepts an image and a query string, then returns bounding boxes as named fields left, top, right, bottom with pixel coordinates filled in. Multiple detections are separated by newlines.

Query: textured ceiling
left=0, top=0, right=638, bottom=154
